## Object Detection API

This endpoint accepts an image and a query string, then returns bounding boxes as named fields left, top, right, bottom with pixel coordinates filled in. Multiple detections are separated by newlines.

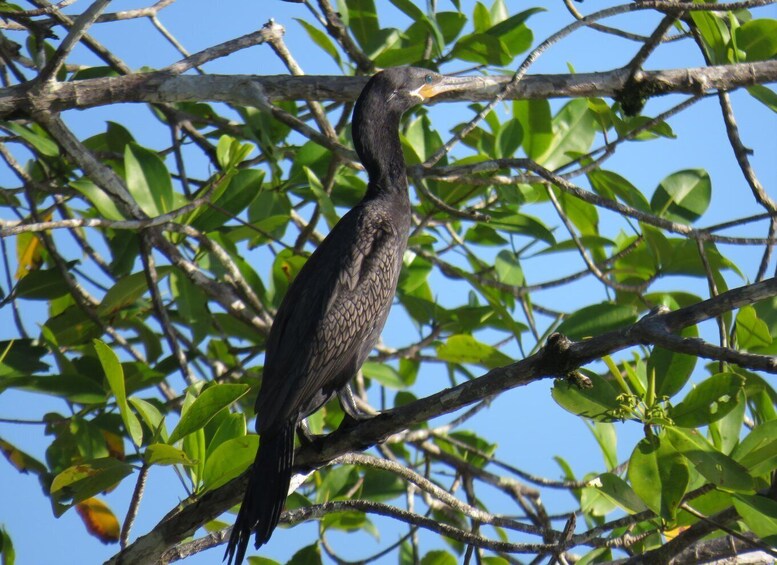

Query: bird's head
left=362, top=67, right=478, bottom=114
left=352, top=67, right=481, bottom=185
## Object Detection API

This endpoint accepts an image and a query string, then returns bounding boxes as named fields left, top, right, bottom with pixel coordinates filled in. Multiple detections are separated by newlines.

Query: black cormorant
left=225, top=67, right=479, bottom=565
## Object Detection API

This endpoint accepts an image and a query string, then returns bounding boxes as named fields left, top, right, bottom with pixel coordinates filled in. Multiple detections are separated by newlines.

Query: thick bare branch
left=2, top=60, right=775, bottom=118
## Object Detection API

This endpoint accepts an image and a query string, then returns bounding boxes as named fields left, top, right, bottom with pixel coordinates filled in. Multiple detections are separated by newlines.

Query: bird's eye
left=424, top=74, right=433, bottom=84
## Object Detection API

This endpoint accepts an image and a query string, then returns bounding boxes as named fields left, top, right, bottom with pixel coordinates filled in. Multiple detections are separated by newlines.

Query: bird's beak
left=418, top=75, right=483, bottom=100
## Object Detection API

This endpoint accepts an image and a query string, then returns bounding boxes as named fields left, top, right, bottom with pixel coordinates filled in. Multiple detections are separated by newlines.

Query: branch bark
left=3, top=59, right=775, bottom=118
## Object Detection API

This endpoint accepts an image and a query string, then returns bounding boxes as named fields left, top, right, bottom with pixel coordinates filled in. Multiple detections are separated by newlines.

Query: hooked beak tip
left=418, top=75, right=481, bottom=100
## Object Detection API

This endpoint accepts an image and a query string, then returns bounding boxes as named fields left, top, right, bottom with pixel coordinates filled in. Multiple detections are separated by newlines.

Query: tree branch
left=109, top=277, right=777, bottom=563
left=2, top=60, right=775, bottom=118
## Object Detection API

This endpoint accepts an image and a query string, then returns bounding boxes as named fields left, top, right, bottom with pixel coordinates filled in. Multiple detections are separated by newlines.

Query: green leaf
left=736, top=305, right=772, bottom=351
left=648, top=325, right=699, bottom=399
left=0, top=339, right=48, bottom=378
left=514, top=99, right=552, bottom=160
left=362, top=361, right=409, bottom=389
left=587, top=169, right=650, bottom=212
left=206, top=412, right=247, bottom=459
left=295, top=18, right=341, bottom=66
left=484, top=8, right=542, bottom=55
left=452, top=33, right=511, bottom=66
left=248, top=185, right=291, bottom=242
left=540, top=99, right=597, bottom=170
left=124, top=143, right=174, bottom=216
left=321, top=510, right=378, bottom=538
left=361, top=467, right=406, bottom=502
left=288, top=544, right=323, bottom=565
left=216, top=135, right=254, bottom=170
left=650, top=169, right=711, bottom=224
left=481, top=558, right=509, bottom=565
left=671, top=372, right=745, bottom=428
left=15, top=267, right=70, bottom=300
left=305, top=166, right=339, bottom=229
left=628, top=434, right=689, bottom=521
left=494, top=250, right=524, bottom=286
left=710, top=388, right=746, bottom=454
left=436, top=334, right=513, bottom=369
left=50, top=458, right=133, bottom=516
left=98, top=267, right=173, bottom=316
left=168, top=383, right=250, bottom=444
left=487, top=211, right=555, bottom=245
left=43, top=306, right=100, bottom=347
left=436, top=11, right=467, bottom=44
left=346, top=0, right=380, bottom=51
left=202, top=435, right=258, bottom=491
left=94, top=340, right=143, bottom=447
left=71, top=178, right=126, bottom=221
left=665, top=427, right=754, bottom=493
left=662, top=239, right=741, bottom=280
left=192, top=169, right=264, bottom=232
left=472, top=1, right=490, bottom=33
left=4, top=122, right=59, bottom=157
left=690, top=12, right=729, bottom=64
left=589, top=421, right=618, bottom=470
left=747, top=85, right=777, bottom=113
left=551, top=372, right=624, bottom=422
left=731, top=420, right=777, bottom=477
left=398, top=254, right=432, bottom=295
left=343, top=1, right=400, bottom=58
left=421, top=550, right=458, bottom=565
left=556, top=303, right=638, bottom=341
left=0, top=525, right=15, bottom=565
left=581, top=480, right=616, bottom=517
left=736, top=19, right=777, bottom=61
left=170, top=270, right=209, bottom=344
left=144, top=443, right=195, bottom=466
left=495, top=118, right=523, bottom=158
left=445, top=431, right=496, bottom=467
left=389, top=0, right=444, bottom=56
left=182, top=427, right=206, bottom=490
left=587, top=472, right=648, bottom=514
left=557, top=189, right=598, bottom=235
left=403, top=114, right=443, bottom=164
left=128, top=397, right=167, bottom=441
left=0, top=374, right=105, bottom=404
left=105, top=121, right=134, bottom=152
left=317, top=465, right=358, bottom=504
left=246, top=557, right=280, bottom=565
left=733, top=494, right=777, bottom=543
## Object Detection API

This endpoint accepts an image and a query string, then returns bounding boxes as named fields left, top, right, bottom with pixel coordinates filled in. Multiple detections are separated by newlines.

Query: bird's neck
left=353, top=104, right=409, bottom=201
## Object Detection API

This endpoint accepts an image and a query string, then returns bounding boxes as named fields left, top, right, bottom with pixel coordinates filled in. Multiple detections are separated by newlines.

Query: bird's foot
left=296, top=420, right=324, bottom=448
left=337, top=407, right=376, bottom=431
left=337, top=384, right=378, bottom=426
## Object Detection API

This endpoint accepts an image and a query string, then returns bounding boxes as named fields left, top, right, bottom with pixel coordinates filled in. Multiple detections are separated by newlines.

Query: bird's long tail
left=224, top=422, right=295, bottom=565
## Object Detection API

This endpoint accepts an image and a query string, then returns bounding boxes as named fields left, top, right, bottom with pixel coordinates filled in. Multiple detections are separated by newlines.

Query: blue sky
left=1, top=1, right=775, bottom=563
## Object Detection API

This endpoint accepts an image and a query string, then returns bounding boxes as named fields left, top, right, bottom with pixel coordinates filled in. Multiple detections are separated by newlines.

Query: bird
left=224, top=66, right=479, bottom=565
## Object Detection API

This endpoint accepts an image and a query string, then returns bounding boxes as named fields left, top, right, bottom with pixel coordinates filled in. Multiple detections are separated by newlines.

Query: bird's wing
left=291, top=210, right=402, bottom=410
left=256, top=206, right=403, bottom=430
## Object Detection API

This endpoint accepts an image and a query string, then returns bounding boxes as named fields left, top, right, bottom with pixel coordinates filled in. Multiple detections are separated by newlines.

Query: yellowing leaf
left=663, top=524, right=689, bottom=541
left=0, top=438, right=47, bottom=475
left=75, top=497, right=120, bottom=544
left=101, top=430, right=125, bottom=461
left=15, top=219, right=50, bottom=280
left=50, top=457, right=133, bottom=516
